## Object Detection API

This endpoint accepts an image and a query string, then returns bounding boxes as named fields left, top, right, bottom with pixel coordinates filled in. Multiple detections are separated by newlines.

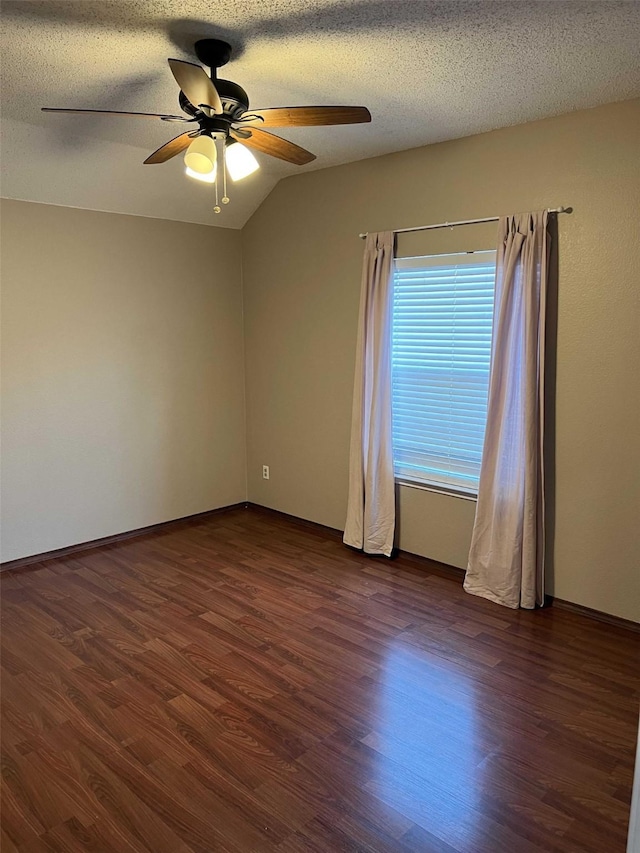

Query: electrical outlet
left=262, top=465, right=270, bottom=480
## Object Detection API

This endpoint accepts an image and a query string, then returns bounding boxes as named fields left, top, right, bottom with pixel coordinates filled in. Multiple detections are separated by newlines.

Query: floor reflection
left=364, top=639, right=486, bottom=847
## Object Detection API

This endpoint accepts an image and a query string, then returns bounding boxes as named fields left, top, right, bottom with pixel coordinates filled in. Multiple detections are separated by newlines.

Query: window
left=391, top=251, right=496, bottom=494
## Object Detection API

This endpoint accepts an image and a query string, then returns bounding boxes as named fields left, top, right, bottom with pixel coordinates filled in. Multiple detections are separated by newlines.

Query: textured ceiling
left=2, top=0, right=640, bottom=229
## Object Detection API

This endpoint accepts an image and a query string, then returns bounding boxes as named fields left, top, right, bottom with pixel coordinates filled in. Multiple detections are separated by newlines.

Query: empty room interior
left=1, top=2, right=639, bottom=851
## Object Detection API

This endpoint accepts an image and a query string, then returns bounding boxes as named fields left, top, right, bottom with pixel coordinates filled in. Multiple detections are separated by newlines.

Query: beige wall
left=241, top=99, right=640, bottom=622
left=2, top=100, right=638, bottom=621
left=0, top=200, right=246, bottom=561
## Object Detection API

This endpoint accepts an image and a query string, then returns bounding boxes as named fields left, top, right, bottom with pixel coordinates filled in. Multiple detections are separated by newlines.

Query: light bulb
left=185, top=164, right=217, bottom=183
left=226, top=141, right=259, bottom=181
left=184, top=135, right=217, bottom=175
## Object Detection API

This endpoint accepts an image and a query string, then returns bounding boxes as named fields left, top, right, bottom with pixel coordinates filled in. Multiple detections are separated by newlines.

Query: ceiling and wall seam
left=0, top=195, right=243, bottom=230
left=5, top=93, right=640, bottom=233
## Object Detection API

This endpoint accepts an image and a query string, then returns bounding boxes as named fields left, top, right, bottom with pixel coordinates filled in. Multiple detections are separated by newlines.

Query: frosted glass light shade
left=184, top=135, right=217, bottom=174
left=185, top=164, right=217, bottom=183
left=226, top=141, right=259, bottom=181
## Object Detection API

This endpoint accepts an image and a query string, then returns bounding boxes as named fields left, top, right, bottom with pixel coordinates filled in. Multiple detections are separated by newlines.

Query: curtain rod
left=358, top=206, right=571, bottom=239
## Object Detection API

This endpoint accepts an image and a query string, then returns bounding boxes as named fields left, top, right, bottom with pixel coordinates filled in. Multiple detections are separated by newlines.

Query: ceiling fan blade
left=240, top=106, right=371, bottom=128
left=143, top=131, right=199, bottom=165
left=231, top=128, right=315, bottom=166
left=168, top=59, right=223, bottom=115
left=41, top=108, right=191, bottom=122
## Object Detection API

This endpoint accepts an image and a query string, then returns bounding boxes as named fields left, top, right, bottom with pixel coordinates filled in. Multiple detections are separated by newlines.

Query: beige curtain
left=464, top=211, right=550, bottom=609
left=343, top=231, right=396, bottom=556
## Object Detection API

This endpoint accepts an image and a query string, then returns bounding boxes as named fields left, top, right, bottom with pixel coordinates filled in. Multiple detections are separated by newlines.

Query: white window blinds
left=391, top=251, right=496, bottom=493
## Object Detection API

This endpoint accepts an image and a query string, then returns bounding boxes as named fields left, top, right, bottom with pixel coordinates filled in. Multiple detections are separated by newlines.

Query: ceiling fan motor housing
left=214, top=79, right=249, bottom=120
left=178, top=81, right=248, bottom=123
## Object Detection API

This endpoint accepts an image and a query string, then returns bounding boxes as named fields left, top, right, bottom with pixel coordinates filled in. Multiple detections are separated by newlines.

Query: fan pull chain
left=213, top=136, right=222, bottom=213
left=222, top=143, right=229, bottom=205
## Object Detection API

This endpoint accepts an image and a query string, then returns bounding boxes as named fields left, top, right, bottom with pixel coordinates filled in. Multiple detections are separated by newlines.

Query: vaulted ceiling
left=2, top=1, right=639, bottom=229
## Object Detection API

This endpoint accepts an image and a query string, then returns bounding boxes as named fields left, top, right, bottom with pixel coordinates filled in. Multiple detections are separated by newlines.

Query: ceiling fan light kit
left=226, top=140, right=260, bottom=182
left=42, top=38, right=371, bottom=216
left=183, top=134, right=217, bottom=175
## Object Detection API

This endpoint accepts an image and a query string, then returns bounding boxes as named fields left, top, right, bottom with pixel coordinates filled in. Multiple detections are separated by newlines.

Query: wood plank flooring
left=1, top=505, right=638, bottom=852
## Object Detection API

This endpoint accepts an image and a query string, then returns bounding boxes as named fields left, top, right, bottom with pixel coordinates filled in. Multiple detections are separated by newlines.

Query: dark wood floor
left=1, top=506, right=638, bottom=853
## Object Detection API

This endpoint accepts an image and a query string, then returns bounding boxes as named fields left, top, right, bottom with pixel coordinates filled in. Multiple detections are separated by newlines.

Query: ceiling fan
left=42, top=38, right=371, bottom=212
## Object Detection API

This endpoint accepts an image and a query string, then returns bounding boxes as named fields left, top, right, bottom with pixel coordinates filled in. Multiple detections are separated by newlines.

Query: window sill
left=395, top=478, right=478, bottom=502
